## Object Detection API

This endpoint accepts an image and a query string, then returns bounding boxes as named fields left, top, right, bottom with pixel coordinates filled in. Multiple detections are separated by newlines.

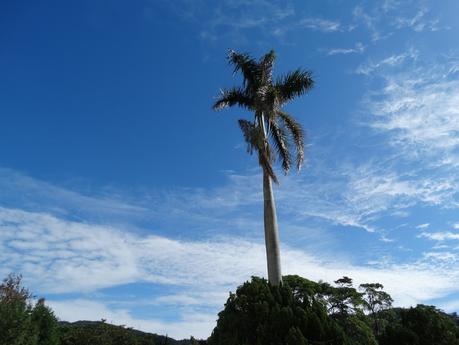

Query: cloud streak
left=361, top=53, right=459, bottom=171
left=300, top=18, right=342, bottom=32
left=326, top=43, right=365, bottom=56
left=393, top=7, right=440, bottom=32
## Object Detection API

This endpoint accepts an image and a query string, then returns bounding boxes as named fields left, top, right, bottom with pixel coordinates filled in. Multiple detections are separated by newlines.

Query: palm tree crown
left=213, top=49, right=314, bottom=182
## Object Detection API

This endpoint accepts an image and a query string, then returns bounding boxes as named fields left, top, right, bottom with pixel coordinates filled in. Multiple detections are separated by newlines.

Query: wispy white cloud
left=0, top=207, right=142, bottom=293
left=420, top=231, right=459, bottom=241
left=151, top=0, right=349, bottom=44
left=0, top=168, right=148, bottom=224
left=152, top=0, right=296, bottom=43
left=299, top=17, right=342, bottom=32
left=362, top=54, right=459, bottom=170
left=423, top=251, right=459, bottom=262
left=209, top=0, right=295, bottom=30
left=154, top=0, right=443, bottom=46
left=352, top=5, right=386, bottom=41
left=393, top=7, right=440, bottom=32
left=352, top=1, right=444, bottom=43
left=348, top=165, right=457, bottom=209
left=326, top=42, right=365, bottom=56
left=353, top=51, right=459, bottom=241
left=382, top=0, right=403, bottom=13
left=420, top=252, right=459, bottom=286
left=356, top=48, right=418, bottom=75
left=416, top=223, right=430, bottom=229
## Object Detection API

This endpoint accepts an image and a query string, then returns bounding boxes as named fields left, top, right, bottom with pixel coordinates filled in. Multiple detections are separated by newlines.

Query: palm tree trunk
left=257, top=112, right=282, bottom=286
left=263, top=164, right=282, bottom=285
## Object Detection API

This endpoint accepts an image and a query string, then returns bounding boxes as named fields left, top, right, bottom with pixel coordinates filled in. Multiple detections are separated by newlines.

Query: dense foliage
left=2, top=274, right=459, bottom=345
left=0, top=274, right=59, bottom=345
left=379, top=305, right=459, bottom=345
left=208, top=275, right=459, bottom=345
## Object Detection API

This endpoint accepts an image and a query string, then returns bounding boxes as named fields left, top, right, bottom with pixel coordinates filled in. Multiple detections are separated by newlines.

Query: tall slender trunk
left=262, top=170, right=282, bottom=285
left=257, top=112, right=282, bottom=285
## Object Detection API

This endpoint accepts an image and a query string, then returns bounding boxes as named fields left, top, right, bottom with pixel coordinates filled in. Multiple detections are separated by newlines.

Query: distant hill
left=59, top=320, right=198, bottom=345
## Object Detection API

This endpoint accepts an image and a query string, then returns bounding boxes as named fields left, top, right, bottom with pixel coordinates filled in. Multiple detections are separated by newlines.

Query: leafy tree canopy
left=379, top=305, right=459, bottom=345
left=208, top=275, right=375, bottom=345
left=209, top=275, right=459, bottom=345
left=0, top=274, right=58, bottom=345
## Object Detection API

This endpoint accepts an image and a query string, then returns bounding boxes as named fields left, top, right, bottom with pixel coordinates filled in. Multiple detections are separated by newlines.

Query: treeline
left=209, top=275, right=459, bottom=345
left=59, top=321, right=193, bottom=345
left=2, top=274, right=459, bottom=345
left=0, top=274, right=193, bottom=345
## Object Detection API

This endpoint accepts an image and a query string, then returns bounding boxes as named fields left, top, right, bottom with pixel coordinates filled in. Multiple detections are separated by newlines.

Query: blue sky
left=1, top=0, right=459, bottom=339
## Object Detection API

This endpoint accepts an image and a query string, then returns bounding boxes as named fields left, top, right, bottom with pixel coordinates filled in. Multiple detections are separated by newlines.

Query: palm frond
left=259, top=50, right=276, bottom=84
left=227, top=49, right=260, bottom=89
left=262, top=86, right=279, bottom=111
left=239, top=118, right=278, bottom=183
left=269, top=119, right=291, bottom=173
left=275, top=69, right=314, bottom=104
left=258, top=144, right=278, bottom=184
left=238, top=119, right=258, bottom=154
left=213, top=88, right=253, bottom=111
left=276, top=110, right=305, bottom=169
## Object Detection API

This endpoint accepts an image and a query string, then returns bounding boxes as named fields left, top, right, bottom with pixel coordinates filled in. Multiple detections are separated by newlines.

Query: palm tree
left=213, top=50, right=314, bottom=285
